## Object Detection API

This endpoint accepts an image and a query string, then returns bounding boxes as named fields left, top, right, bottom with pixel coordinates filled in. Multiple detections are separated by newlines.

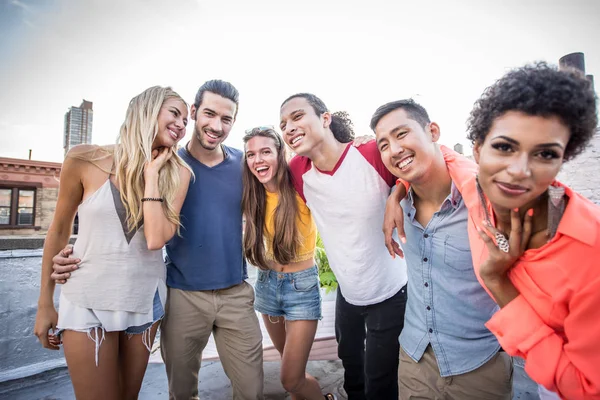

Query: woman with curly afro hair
left=444, top=62, right=599, bottom=400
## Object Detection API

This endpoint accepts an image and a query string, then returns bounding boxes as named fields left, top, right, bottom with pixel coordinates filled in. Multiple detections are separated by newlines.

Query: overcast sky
left=1, top=0, right=598, bottom=162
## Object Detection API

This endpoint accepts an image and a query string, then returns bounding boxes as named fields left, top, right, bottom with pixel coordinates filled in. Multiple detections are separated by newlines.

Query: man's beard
left=195, top=127, right=222, bottom=150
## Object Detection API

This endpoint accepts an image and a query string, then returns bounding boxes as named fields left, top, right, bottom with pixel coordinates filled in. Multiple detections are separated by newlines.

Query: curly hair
left=467, top=62, right=598, bottom=161
left=281, top=93, right=355, bottom=143
left=330, top=110, right=355, bottom=143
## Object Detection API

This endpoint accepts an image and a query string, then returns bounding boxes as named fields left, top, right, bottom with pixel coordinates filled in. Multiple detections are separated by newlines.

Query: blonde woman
left=33, top=86, right=192, bottom=399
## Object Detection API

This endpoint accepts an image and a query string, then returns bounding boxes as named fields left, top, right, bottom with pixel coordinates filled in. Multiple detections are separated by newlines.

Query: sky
left=1, top=0, right=599, bottom=162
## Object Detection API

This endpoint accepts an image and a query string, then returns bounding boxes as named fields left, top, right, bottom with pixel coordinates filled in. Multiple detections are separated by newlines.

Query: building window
left=0, top=187, right=37, bottom=227
left=18, top=189, right=35, bottom=225
left=0, top=189, right=11, bottom=225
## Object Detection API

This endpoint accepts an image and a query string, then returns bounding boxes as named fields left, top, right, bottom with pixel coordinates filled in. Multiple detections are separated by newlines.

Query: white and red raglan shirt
left=289, top=141, right=408, bottom=306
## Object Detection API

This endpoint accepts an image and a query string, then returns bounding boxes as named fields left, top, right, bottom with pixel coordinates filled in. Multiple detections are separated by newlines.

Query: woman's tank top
left=61, top=179, right=165, bottom=313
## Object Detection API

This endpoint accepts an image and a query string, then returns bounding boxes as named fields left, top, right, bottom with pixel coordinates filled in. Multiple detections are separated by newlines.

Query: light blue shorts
left=254, top=266, right=322, bottom=321
left=126, top=290, right=164, bottom=334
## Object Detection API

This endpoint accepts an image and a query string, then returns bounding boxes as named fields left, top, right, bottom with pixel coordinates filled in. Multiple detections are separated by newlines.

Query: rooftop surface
left=0, top=298, right=540, bottom=399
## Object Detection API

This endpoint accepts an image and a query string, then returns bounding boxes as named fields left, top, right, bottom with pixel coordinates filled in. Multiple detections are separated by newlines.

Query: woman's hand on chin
left=477, top=208, right=534, bottom=279
left=145, top=147, right=173, bottom=178
left=476, top=208, right=534, bottom=307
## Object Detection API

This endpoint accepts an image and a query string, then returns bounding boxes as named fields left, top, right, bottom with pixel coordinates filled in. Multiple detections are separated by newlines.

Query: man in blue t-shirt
left=160, top=80, right=263, bottom=399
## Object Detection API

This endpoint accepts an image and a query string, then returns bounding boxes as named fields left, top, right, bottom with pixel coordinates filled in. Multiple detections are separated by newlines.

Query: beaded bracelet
left=141, top=197, right=164, bottom=202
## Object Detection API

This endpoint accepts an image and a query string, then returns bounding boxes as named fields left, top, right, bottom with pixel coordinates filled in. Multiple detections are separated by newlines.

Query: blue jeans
left=335, top=285, right=407, bottom=400
left=254, top=266, right=322, bottom=320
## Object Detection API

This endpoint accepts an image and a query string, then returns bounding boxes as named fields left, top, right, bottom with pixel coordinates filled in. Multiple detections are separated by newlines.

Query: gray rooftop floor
left=0, top=358, right=540, bottom=400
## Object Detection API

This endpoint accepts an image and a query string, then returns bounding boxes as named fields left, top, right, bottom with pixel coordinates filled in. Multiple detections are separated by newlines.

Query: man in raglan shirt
left=280, top=93, right=408, bottom=400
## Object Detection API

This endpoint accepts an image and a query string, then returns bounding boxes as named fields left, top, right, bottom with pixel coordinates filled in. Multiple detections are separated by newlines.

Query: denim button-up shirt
left=399, top=183, right=501, bottom=377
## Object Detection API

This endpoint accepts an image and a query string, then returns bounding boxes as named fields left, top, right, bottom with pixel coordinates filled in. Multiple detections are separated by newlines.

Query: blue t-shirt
left=165, top=144, right=247, bottom=291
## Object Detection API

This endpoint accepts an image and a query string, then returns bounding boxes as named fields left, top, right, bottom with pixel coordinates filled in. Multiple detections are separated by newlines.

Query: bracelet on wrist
left=141, top=197, right=164, bottom=203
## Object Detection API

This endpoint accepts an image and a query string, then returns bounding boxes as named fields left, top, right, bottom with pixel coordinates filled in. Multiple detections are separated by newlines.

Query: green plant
left=315, top=232, right=338, bottom=294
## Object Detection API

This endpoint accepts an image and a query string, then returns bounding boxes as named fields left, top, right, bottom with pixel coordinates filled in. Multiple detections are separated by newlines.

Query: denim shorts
left=57, top=289, right=164, bottom=335
left=56, top=289, right=164, bottom=365
left=254, top=266, right=322, bottom=321
left=126, top=290, right=164, bottom=334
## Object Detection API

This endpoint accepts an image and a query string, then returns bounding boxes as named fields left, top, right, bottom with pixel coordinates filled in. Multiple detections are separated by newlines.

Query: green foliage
left=315, top=232, right=338, bottom=294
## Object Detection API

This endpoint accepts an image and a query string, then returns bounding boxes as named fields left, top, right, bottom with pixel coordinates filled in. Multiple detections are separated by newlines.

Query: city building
left=63, top=100, right=93, bottom=157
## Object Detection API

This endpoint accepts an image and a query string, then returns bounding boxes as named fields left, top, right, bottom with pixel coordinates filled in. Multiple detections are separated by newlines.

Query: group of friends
left=33, top=61, right=600, bottom=400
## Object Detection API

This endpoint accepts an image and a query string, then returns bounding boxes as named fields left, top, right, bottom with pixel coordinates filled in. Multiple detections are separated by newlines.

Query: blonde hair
left=70, top=86, right=192, bottom=233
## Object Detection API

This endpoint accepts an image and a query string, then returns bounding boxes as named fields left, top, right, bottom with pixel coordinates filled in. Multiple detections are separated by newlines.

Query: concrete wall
left=0, top=245, right=253, bottom=383
left=557, top=132, right=600, bottom=204
left=0, top=249, right=65, bottom=382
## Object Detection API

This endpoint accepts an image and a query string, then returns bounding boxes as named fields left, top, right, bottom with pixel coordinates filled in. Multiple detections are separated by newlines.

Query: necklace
left=475, top=177, right=565, bottom=241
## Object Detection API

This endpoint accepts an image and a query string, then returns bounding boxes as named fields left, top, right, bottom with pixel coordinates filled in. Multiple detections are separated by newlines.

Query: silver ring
left=495, top=232, right=510, bottom=253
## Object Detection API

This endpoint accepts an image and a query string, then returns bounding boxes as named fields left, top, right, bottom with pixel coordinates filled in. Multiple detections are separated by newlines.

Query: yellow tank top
left=264, top=190, right=316, bottom=263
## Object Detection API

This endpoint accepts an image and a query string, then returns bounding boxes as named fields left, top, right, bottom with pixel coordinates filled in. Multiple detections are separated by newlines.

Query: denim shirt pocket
left=444, top=235, right=473, bottom=271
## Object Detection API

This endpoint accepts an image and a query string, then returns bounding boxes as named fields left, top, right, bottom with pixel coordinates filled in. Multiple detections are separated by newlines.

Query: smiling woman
left=33, top=86, right=193, bottom=400
left=240, top=127, right=334, bottom=400
left=475, top=112, right=570, bottom=228
left=444, top=63, right=600, bottom=400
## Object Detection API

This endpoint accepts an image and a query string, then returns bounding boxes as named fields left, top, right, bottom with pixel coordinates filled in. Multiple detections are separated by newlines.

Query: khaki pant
left=161, top=283, right=264, bottom=400
left=399, top=345, right=513, bottom=400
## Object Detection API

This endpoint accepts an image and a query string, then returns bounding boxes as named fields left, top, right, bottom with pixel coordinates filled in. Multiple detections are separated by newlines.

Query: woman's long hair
left=242, top=128, right=299, bottom=270
left=70, top=86, right=192, bottom=233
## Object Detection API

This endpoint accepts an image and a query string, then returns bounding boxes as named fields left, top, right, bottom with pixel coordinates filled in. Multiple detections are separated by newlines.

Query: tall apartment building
left=63, top=100, right=93, bottom=156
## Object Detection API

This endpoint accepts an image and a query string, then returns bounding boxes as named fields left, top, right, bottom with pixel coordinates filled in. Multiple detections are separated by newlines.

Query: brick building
left=557, top=130, right=600, bottom=205
left=0, top=157, right=61, bottom=236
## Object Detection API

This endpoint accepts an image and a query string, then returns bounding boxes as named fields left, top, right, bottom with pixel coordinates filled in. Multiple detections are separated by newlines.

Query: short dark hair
left=467, top=62, right=598, bottom=161
left=281, top=93, right=355, bottom=143
left=370, top=99, right=431, bottom=131
left=194, top=79, right=240, bottom=118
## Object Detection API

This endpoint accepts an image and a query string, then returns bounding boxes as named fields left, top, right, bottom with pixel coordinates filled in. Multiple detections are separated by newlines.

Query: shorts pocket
left=444, top=235, right=473, bottom=271
left=292, top=272, right=318, bottom=292
left=257, top=269, right=268, bottom=283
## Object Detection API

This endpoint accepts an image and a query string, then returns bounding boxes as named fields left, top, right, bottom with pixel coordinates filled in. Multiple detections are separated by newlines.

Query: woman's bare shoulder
left=65, top=144, right=114, bottom=176
left=66, top=144, right=114, bottom=158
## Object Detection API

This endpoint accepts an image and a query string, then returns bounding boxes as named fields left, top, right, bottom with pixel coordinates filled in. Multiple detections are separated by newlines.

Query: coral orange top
left=264, top=190, right=317, bottom=263
left=438, top=145, right=600, bottom=400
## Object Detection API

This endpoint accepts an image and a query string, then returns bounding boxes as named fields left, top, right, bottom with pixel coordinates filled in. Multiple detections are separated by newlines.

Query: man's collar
left=449, top=181, right=462, bottom=209
left=405, top=181, right=461, bottom=210
left=185, top=141, right=229, bottom=162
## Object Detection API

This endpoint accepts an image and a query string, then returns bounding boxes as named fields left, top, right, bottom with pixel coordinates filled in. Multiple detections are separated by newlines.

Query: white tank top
left=61, top=179, right=165, bottom=313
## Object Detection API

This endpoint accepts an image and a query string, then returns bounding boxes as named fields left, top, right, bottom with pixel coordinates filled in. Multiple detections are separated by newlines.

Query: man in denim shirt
left=371, top=100, right=513, bottom=399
